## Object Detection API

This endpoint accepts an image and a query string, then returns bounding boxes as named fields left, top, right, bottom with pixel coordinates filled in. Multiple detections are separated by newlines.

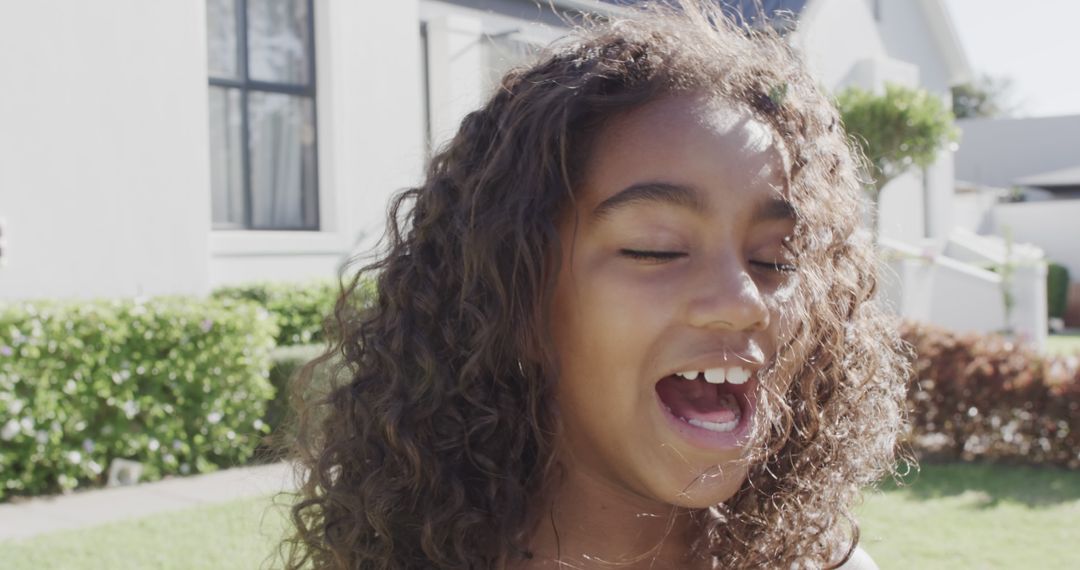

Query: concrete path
left=0, top=462, right=299, bottom=542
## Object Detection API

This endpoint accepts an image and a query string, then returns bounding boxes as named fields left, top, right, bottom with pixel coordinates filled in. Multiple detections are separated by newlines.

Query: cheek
left=549, top=260, right=673, bottom=419
left=756, top=278, right=802, bottom=394
left=766, top=274, right=802, bottom=337
left=595, top=255, right=690, bottom=316
left=771, top=272, right=800, bottom=303
left=768, top=301, right=794, bottom=348
left=555, top=257, right=678, bottom=346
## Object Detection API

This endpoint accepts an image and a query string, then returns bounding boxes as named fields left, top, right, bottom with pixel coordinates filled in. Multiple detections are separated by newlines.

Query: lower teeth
left=686, top=417, right=739, bottom=432
left=661, top=394, right=742, bottom=433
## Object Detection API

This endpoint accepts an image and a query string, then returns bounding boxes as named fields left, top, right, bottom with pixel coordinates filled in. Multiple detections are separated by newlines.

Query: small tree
left=951, top=74, right=1018, bottom=119
left=836, top=83, right=958, bottom=204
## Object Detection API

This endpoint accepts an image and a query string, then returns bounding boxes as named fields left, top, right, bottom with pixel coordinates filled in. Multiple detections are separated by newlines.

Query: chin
left=652, top=459, right=750, bottom=509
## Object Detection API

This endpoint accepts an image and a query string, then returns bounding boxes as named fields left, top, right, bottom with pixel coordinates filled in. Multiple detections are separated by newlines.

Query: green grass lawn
left=1045, top=333, right=1080, bottom=357
left=857, top=462, right=1080, bottom=569
left=3, top=463, right=1078, bottom=569
left=0, top=494, right=294, bottom=570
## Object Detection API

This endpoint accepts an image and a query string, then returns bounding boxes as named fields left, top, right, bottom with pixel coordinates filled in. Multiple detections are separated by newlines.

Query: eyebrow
left=591, top=182, right=705, bottom=220
left=752, top=195, right=798, bottom=223
left=590, top=181, right=797, bottom=223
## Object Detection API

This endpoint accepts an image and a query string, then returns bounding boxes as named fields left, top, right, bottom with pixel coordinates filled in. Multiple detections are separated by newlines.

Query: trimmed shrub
left=262, top=342, right=350, bottom=456
left=901, top=321, right=1080, bottom=469
left=0, top=297, right=278, bottom=500
left=211, top=280, right=340, bottom=347
left=265, top=343, right=325, bottom=433
left=1047, top=262, right=1070, bottom=320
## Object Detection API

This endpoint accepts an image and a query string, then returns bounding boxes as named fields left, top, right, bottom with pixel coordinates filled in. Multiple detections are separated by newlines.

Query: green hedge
left=902, top=321, right=1080, bottom=469
left=211, top=280, right=340, bottom=347
left=0, top=297, right=278, bottom=500
left=266, top=343, right=327, bottom=433
left=1048, top=263, right=1070, bottom=320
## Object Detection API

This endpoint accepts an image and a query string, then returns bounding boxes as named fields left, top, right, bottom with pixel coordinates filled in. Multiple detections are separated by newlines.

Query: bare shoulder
left=836, top=545, right=879, bottom=570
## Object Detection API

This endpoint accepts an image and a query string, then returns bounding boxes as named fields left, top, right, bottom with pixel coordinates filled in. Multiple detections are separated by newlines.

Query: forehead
left=580, top=94, right=789, bottom=208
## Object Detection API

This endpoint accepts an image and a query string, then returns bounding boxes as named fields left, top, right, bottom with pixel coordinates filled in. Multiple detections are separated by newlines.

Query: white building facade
left=0, top=0, right=599, bottom=301
left=951, top=112, right=1080, bottom=281
left=6, top=0, right=1045, bottom=344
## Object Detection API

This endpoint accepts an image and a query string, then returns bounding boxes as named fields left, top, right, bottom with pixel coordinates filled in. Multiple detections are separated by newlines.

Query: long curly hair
left=278, top=2, right=911, bottom=568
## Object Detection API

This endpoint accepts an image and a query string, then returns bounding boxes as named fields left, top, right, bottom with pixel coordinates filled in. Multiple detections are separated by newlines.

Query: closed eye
left=750, top=260, right=797, bottom=273
left=619, top=249, right=688, bottom=262
left=621, top=250, right=794, bottom=271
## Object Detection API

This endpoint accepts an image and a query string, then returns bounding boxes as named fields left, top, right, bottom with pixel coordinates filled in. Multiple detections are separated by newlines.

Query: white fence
left=879, top=237, right=1047, bottom=348
left=992, top=200, right=1080, bottom=278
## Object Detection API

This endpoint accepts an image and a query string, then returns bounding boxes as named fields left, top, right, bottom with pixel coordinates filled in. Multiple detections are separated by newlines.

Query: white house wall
left=794, top=0, right=889, bottom=91
left=868, top=0, right=960, bottom=240
left=420, top=0, right=564, bottom=152
left=209, top=0, right=426, bottom=286
left=795, top=0, right=962, bottom=242
left=882, top=239, right=1046, bottom=346
left=208, top=0, right=572, bottom=286
left=876, top=170, right=926, bottom=243
left=883, top=255, right=1005, bottom=334
left=875, top=149, right=954, bottom=243
left=923, top=144, right=956, bottom=239
left=0, top=0, right=430, bottom=300
left=873, top=0, right=955, bottom=95
left=0, top=0, right=212, bottom=301
left=992, top=201, right=1080, bottom=277
left=424, top=14, right=489, bottom=150
left=0, top=0, right=983, bottom=303
left=956, top=115, right=1080, bottom=189
left=952, top=190, right=1000, bottom=234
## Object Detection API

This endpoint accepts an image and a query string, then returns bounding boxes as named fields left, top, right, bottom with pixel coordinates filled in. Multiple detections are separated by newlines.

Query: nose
left=684, top=255, right=770, bottom=332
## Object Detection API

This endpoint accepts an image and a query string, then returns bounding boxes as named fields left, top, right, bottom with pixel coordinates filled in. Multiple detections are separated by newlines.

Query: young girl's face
left=551, top=94, right=797, bottom=509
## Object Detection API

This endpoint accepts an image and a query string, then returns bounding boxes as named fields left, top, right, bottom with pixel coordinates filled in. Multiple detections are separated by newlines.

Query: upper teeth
left=676, top=367, right=751, bottom=385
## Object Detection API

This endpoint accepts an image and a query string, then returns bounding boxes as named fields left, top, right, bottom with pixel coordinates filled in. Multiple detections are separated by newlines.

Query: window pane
left=208, top=87, right=245, bottom=228
left=247, top=0, right=311, bottom=85
left=206, top=0, right=240, bottom=79
left=248, top=92, right=317, bottom=229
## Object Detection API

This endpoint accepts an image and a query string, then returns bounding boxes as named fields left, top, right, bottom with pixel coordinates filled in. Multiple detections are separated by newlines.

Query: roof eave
left=545, top=0, right=635, bottom=18
left=919, top=0, right=973, bottom=85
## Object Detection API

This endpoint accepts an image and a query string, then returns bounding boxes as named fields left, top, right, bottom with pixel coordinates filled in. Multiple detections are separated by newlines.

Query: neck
left=522, top=466, right=705, bottom=569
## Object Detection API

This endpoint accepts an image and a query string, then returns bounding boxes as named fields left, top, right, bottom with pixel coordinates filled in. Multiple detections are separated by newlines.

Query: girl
left=281, top=2, right=909, bottom=568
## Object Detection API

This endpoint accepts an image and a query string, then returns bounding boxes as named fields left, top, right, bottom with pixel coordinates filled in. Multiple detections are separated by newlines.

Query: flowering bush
left=0, top=297, right=278, bottom=500
left=210, top=279, right=344, bottom=347
left=901, top=321, right=1080, bottom=469
left=265, top=343, right=326, bottom=436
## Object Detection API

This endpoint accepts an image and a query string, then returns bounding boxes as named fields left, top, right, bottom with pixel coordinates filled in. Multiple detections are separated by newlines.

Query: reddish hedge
left=900, top=321, right=1080, bottom=469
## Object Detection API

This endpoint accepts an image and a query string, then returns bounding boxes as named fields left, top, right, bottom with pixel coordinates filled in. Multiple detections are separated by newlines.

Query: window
left=206, top=0, right=319, bottom=231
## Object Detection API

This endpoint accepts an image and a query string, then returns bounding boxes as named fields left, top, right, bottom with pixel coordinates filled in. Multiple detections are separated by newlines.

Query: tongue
left=656, top=376, right=741, bottom=424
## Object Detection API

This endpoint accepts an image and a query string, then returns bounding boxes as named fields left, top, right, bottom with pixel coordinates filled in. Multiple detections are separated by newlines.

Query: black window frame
left=207, top=0, right=320, bottom=232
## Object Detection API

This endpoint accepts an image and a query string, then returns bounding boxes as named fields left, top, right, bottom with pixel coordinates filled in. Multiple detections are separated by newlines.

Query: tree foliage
left=952, top=74, right=1017, bottom=119
left=837, top=83, right=958, bottom=197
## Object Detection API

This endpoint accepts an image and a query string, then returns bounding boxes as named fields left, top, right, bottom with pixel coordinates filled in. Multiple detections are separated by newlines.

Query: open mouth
left=655, top=366, right=756, bottom=449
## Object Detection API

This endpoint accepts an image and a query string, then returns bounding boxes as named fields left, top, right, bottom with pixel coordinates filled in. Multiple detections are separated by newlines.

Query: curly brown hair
left=277, top=2, right=911, bottom=568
